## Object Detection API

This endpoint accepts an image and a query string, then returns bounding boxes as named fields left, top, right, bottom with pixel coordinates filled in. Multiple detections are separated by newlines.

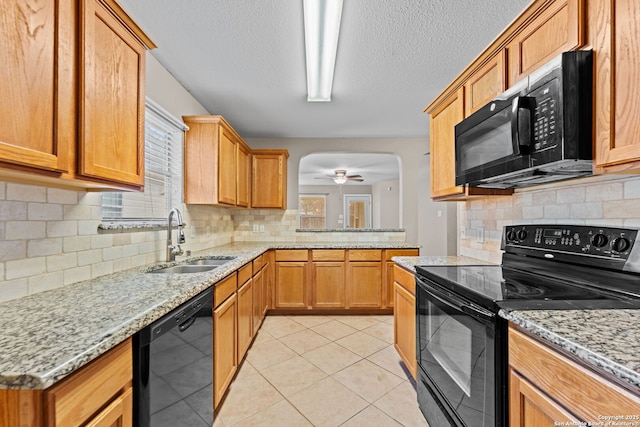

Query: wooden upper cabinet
left=0, top=0, right=153, bottom=190
left=592, top=0, right=640, bottom=173
left=429, top=88, right=465, bottom=200
left=507, top=0, right=585, bottom=86
left=237, top=142, right=251, bottom=207
left=183, top=115, right=248, bottom=206
left=0, top=0, right=73, bottom=174
left=78, top=0, right=147, bottom=187
left=464, top=50, right=507, bottom=116
left=251, top=149, right=288, bottom=209
left=218, top=126, right=237, bottom=205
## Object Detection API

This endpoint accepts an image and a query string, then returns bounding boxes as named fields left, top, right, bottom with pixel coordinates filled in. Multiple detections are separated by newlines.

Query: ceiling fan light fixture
left=333, top=175, right=348, bottom=184
left=303, top=0, right=343, bottom=102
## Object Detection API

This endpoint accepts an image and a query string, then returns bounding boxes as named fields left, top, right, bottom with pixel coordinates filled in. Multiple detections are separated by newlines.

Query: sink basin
left=184, top=257, right=236, bottom=266
left=148, top=265, right=218, bottom=274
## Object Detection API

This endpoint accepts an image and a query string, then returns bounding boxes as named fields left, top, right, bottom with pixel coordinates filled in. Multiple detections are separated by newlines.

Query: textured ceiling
left=118, top=0, right=532, bottom=139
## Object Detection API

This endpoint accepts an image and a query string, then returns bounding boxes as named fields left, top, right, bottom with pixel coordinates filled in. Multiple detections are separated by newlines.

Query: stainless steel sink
left=148, top=265, right=218, bottom=274
left=184, top=257, right=236, bottom=266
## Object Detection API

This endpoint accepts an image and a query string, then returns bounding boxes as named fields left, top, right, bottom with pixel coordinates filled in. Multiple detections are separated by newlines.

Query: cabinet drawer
left=253, top=254, right=264, bottom=271
left=509, top=326, right=640, bottom=419
left=393, top=264, right=415, bottom=295
left=214, top=274, right=238, bottom=307
left=45, top=338, right=132, bottom=426
left=238, top=263, right=252, bottom=286
left=384, top=249, right=419, bottom=260
left=275, top=249, right=308, bottom=262
left=312, top=249, right=345, bottom=261
left=349, top=249, right=382, bottom=261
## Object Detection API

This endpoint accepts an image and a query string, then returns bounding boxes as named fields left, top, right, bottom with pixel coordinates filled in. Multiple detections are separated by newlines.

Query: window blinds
left=101, top=98, right=186, bottom=222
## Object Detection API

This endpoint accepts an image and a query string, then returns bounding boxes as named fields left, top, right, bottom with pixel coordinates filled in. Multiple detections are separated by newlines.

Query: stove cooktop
left=415, top=263, right=640, bottom=311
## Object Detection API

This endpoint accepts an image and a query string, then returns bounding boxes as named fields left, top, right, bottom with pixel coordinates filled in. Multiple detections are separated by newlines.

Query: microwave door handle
left=511, top=96, right=533, bottom=155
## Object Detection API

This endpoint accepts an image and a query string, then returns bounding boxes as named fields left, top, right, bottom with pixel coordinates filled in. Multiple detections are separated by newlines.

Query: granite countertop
left=501, top=309, right=640, bottom=393
left=391, top=255, right=495, bottom=272
left=0, top=241, right=418, bottom=390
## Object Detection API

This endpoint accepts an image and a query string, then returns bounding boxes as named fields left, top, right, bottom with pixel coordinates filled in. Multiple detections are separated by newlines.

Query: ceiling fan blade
left=349, top=178, right=364, bottom=182
left=346, top=175, right=362, bottom=179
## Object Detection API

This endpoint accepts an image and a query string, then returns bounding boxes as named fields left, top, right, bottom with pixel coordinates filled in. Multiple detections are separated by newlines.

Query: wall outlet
left=253, top=224, right=259, bottom=233
left=190, top=225, right=196, bottom=238
left=259, top=224, right=265, bottom=233
left=477, top=227, right=485, bottom=243
left=205, top=226, right=210, bottom=236
left=460, top=226, right=466, bottom=239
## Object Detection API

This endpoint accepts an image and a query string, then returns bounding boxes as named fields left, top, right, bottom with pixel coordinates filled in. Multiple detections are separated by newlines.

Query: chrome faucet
left=166, top=208, right=185, bottom=262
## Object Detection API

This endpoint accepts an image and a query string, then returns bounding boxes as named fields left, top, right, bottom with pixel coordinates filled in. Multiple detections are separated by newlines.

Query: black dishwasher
left=133, top=287, right=214, bottom=427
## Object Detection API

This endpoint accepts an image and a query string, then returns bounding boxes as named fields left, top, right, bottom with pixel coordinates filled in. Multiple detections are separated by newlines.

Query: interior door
left=344, top=195, right=371, bottom=229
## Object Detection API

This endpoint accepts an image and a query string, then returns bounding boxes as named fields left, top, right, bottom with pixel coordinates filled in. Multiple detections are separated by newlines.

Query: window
left=299, top=194, right=326, bottom=229
left=101, top=98, right=186, bottom=223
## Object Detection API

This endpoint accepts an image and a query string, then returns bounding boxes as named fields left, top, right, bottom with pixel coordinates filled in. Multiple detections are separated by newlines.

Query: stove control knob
left=516, top=230, right=527, bottom=241
left=591, top=233, right=609, bottom=248
left=506, top=230, right=517, bottom=242
left=611, top=237, right=631, bottom=253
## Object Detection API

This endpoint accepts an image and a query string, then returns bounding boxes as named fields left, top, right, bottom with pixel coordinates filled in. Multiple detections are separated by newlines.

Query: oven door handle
left=418, top=277, right=495, bottom=323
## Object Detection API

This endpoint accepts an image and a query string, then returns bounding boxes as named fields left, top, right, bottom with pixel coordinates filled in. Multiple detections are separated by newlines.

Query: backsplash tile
left=0, top=181, right=406, bottom=303
left=459, top=174, right=640, bottom=263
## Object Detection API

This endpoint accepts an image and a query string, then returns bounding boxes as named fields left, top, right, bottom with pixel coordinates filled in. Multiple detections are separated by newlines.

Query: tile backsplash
left=0, top=181, right=405, bottom=302
left=459, top=174, right=640, bottom=264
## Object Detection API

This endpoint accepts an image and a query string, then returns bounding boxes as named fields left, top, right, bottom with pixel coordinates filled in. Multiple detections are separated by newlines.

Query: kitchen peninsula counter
left=0, top=241, right=417, bottom=390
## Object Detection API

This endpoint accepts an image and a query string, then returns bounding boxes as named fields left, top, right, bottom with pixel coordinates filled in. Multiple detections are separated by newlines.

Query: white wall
left=372, top=179, right=400, bottom=229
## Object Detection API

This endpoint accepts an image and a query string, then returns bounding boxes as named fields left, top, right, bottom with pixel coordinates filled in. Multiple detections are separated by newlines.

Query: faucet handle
left=171, top=245, right=184, bottom=257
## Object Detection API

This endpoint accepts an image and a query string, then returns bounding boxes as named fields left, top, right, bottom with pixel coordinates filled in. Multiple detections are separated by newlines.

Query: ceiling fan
left=315, top=169, right=364, bottom=184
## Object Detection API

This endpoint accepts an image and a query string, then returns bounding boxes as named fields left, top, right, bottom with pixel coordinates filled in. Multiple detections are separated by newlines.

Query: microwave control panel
left=502, top=224, right=639, bottom=264
left=530, top=78, right=560, bottom=151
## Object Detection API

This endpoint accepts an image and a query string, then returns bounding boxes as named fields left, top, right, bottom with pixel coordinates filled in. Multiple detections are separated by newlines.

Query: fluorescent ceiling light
left=303, top=0, right=343, bottom=102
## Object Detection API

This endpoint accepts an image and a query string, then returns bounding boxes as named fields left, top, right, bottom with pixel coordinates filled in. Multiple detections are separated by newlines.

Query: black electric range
left=414, top=224, right=640, bottom=427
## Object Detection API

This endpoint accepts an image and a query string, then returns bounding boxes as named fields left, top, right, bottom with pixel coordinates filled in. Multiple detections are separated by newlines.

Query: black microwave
left=455, top=50, right=593, bottom=189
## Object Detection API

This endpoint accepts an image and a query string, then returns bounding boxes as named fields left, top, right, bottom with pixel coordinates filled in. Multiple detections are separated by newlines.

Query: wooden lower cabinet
left=312, top=262, right=346, bottom=308
left=213, top=293, right=237, bottom=408
left=384, top=249, right=419, bottom=308
left=393, top=265, right=417, bottom=379
left=275, top=261, right=309, bottom=308
left=237, top=279, right=253, bottom=361
left=0, top=338, right=133, bottom=427
left=347, top=261, right=382, bottom=308
left=509, top=325, right=640, bottom=424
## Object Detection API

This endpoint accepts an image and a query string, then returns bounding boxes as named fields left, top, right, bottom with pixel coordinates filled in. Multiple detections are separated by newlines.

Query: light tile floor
left=213, top=315, right=428, bottom=427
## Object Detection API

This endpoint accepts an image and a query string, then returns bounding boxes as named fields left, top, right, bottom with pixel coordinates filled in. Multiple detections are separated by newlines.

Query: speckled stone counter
left=0, top=241, right=418, bottom=390
left=391, top=255, right=495, bottom=272
left=501, top=309, right=640, bottom=393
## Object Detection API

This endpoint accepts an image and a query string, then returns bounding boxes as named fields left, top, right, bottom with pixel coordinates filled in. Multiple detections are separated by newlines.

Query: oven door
left=416, top=275, right=505, bottom=427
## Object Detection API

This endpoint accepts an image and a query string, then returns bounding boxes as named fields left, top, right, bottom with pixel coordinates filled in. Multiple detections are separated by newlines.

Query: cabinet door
left=45, top=339, right=132, bottom=426
left=237, top=279, right=253, bottom=361
left=251, top=151, right=288, bottom=209
left=79, top=0, right=145, bottom=187
left=593, top=0, right=640, bottom=172
left=509, top=370, right=579, bottom=427
left=312, top=262, right=346, bottom=308
left=275, top=262, right=308, bottom=308
left=507, top=0, right=584, bottom=86
left=85, top=387, right=133, bottom=427
left=213, top=294, right=237, bottom=408
left=393, top=282, right=416, bottom=380
left=464, top=50, right=506, bottom=116
left=429, top=88, right=465, bottom=199
left=218, top=127, right=237, bottom=205
left=0, top=0, right=73, bottom=173
left=237, top=142, right=251, bottom=207
left=253, top=268, right=263, bottom=330
left=347, top=262, right=382, bottom=308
